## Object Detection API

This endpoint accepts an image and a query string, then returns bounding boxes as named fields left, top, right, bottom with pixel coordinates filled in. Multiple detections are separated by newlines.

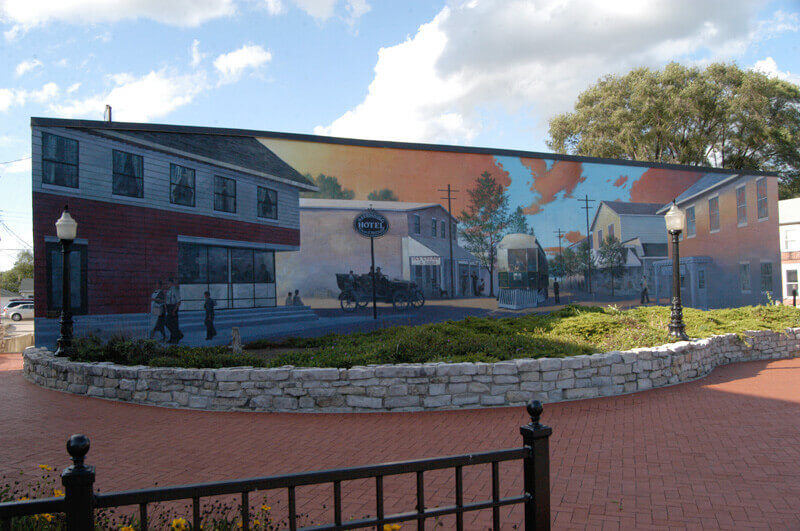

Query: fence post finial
left=62, top=434, right=95, bottom=530
left=527, top=400, right=543, bottom=428
left=67, top=434, right=90, bottom=468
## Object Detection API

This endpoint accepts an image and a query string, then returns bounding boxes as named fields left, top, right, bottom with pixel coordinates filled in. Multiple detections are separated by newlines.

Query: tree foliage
left=597, top=236, right=626, bottom=295
left=367, top=188, right=399, bottom=201
left=459, top=171, right=510, bottom=296
left=507, top=206, right=535, bottom=235
left=300, top=174, right=355, bottom=199
left=547, top=62, right=800, bottom=198
left=0, top=250, right=33, bottom=294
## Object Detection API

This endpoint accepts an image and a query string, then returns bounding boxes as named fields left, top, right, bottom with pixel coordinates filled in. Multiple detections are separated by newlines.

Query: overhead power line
left=0, top=156, right=31, bottom=166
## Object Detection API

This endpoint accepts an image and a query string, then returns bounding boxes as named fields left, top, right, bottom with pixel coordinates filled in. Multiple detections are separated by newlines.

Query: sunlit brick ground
left=2, top=353, right=799, bottom=529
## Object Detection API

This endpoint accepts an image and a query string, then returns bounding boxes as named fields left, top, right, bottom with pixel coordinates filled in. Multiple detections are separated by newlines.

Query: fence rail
left=0, top=400, right=552, bottom=531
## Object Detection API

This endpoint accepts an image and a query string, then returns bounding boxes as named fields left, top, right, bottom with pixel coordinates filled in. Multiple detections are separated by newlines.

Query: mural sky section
left=260, top=137, right=711, bottom=253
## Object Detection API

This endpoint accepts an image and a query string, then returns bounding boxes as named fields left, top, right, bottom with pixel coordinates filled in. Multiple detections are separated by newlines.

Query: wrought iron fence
left=0, top=400, right=552, bottom=531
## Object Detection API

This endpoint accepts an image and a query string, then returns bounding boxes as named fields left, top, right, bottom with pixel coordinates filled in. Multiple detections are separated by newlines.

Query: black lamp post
left=664, top=202, right=689, bottom=340
left=54, top=206, right=78, bottom=357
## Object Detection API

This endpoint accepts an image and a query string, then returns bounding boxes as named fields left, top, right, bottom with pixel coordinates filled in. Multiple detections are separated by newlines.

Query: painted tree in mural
left=301, top=174, right=355, bottom=199
left=460, top=171, right=509, bottom=297
left=597, top=236, right=626, bottom=296
left=0, top=250, right=33, bottom=293
left=367, top=188, right=399, bottom=201
left=507, top=206, right=535, bottom=235
left=547, top=62, right=800, bottom=198
left=573, top=241, right=594, bottom=291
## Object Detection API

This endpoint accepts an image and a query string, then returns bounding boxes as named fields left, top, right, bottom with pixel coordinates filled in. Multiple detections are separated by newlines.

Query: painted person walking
left=640, top=276, right=650, bottom=304
left=204, top=291, right=216, bottom=340
left=165, top=276, right=184, bottom=343
left=553, top=280, right=560, bottom=304
left=149, top=280, right=166, bottom=340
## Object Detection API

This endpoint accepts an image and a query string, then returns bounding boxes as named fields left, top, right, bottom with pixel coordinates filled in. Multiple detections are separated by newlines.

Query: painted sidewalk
left=1, top=353, right=799, bottom=528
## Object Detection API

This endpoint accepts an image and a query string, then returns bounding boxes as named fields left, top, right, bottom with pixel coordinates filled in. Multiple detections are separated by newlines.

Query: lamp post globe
left=665, top=201, right=689, bottom=341
left=54, top=205, right=78, bottom=357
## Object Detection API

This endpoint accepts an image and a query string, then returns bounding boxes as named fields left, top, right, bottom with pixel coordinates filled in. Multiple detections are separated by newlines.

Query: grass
left=65, top=304, right=800, bottom=369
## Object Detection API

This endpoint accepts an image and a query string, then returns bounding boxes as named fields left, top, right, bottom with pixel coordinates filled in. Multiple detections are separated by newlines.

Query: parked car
left=4, top=303, right=34, bottom=321
left=2, top=299, right=33, bottom=311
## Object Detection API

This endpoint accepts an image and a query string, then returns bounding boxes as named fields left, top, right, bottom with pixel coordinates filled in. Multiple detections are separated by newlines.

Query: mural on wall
left=261, top=137, right=781, bottom=309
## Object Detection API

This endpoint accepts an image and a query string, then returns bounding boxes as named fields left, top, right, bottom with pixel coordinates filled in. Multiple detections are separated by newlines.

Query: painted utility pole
left=578, top=195, right=596, bottom=294
left=438, top=184, right=459, bottom=298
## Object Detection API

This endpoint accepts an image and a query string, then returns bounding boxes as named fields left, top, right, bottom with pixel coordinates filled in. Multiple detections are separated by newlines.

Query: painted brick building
left=653, top=173, right=780, bottom=309
left=31, top=118, right=316, bottom=344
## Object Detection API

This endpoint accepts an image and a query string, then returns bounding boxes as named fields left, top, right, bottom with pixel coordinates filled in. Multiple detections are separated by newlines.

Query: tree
left=549, top=254, right=567, bottom=280
left=367, top=188, right=399, bottom=201
left=573, top=241, right=594, bottom=291
left=300, top=174, right=355, bottom=199
left=506, top=206, right=535, bottom=235
left=0, top=250, right=33, bottom=294
left=547, top=62, right=800, bottom=198
left=596, top=236, right=626, bottom=295
left=459, top=171, right=510, bottom=297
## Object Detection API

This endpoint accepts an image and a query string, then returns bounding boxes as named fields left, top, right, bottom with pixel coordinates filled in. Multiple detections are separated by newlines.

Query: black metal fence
left=0, top=400, right=552, bottom=531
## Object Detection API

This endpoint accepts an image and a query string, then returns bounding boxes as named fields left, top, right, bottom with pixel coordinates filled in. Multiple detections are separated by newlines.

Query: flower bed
left=23, top=328, right=800, bottom=412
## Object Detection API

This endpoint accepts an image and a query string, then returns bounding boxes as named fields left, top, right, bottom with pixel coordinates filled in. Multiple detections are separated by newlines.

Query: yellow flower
left=261, top=504, right=271, bottom=512
left=42, top=514, right=54, bottom=522
left=382, top=525, right=401, bottom=531
left=237, top=522, right=243, bottom=528
left=53, top=488, right=64, bottom=497
left=18, top=496, right=28, bottom=501
left=38, top=464, right=54, bottom=471
left=170, top=517, right=188, bottom=530
left=254, top=520, right=261, bottom=526
left=119, top=526, right=136, bottom=531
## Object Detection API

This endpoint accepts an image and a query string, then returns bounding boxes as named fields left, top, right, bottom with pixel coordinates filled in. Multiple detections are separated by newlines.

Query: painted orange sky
left=260, top=138, right=509, bottom=214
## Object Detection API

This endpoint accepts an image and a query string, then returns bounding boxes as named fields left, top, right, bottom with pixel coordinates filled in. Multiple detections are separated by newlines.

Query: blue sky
left=0, top=0, right=798, bottom=270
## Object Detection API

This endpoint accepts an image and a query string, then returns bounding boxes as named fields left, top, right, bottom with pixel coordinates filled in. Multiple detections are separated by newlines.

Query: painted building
left=778, top=198, right=800, bottom=303
left=31, top=118, right=316, bottom=345
left=589, top=201, right=668, bottom=294
left=277, top=199, right=481, bottom=299
left=653, top=173, right=780, bottom=309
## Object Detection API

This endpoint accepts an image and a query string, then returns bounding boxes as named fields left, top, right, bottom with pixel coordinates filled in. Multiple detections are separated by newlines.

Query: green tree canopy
left=547, top=62, right=800, bottom=198
left=301, top=173, right=355, bottom=199
left=367, top=188, right=399, bottom=201
left=0, top=250, right=33, bottom=294
left=459, top=171, right=510, bottom=297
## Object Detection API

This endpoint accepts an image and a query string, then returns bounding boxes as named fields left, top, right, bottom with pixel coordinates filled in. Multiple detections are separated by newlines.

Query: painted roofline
left=656, top=174, right=742, bottom=214
left=31, top=117, right=780, bottom=178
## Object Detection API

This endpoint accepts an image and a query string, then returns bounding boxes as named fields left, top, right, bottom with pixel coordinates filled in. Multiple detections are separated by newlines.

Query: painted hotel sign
left=353, top=209, right=389, bottom=238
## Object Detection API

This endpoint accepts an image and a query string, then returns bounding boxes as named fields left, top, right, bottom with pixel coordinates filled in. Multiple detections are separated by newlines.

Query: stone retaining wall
left=22, top=329, right=800, bottom=412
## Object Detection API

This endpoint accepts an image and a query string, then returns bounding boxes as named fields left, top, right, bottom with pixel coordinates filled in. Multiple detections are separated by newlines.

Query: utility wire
left=0, top=156, right=31, bottom=166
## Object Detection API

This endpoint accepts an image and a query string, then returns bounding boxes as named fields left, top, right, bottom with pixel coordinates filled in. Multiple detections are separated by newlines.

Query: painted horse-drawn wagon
left=336, top=273, right=425, bottom=312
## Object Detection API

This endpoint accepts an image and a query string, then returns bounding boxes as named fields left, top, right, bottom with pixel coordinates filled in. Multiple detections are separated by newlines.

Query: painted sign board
left=411, top=256, right=441, bottom=266
left=353, top=209, right=389, bottom=238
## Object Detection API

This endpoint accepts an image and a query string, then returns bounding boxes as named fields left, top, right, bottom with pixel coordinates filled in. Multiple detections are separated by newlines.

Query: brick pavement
left=1, top=353, right=799, bottom=529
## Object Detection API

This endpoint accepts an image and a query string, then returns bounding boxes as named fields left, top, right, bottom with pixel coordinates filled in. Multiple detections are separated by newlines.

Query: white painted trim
left=99, top=130, right=317, bottom=192
left=177, top=235, right=299, bottom=252
left=41, top=182, right=79, bottom=193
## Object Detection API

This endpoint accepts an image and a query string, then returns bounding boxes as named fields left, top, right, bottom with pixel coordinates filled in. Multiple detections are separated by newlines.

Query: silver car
left=5, top=303, right=34, bottom=321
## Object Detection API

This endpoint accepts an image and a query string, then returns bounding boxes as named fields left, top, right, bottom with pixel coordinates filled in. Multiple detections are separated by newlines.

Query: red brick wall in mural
left=33, top=192, right=299, bottom=316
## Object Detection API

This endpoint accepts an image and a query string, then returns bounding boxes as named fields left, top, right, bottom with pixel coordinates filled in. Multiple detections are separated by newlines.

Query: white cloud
left=0, top=81, right=59, bottom=111
left=213, top=44, right=272, bottom=85
left=344, top=0, right=369, bottom=27
left=49, top=70, right=208, bottom=121
left=67, top=82, right=81, bottom=93
left=263, top=0, right=284, bottom=15
left=190, top=39, right=207, bottom=68
left=14, top=58, right=41, bottom=77
left=316, top=0, right=799, bottom=145
left=0, top=0, right=235, bottom=36
left=753, top=57, right=800, bottom=85
left=292, top=0, right=337, bottom=20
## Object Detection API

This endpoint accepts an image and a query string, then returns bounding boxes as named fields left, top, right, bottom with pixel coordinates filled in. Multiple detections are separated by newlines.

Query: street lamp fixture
left=664, top=201, right=689, bottom=340
left=54, top=206, right=78, bottom=357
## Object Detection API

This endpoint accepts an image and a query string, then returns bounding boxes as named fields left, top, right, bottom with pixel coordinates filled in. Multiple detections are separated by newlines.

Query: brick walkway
left=1, top=353, right=799, bottom=529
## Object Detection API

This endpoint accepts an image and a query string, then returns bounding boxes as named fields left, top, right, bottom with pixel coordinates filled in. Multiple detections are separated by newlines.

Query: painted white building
left=779, top=198, right=800, bottom=302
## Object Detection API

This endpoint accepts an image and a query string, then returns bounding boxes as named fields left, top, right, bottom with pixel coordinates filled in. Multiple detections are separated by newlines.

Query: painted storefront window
left=170, top=164, right=196, bottom=207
